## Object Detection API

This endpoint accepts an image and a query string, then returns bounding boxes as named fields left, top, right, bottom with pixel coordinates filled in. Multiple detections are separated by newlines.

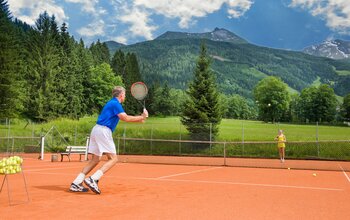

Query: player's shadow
left=33, top=185, right=97, bottom=195
left=34, top=185, right=69, bottom=192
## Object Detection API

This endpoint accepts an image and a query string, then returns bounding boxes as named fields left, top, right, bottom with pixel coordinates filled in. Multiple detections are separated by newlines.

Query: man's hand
left=142, top=108, right=149, bottom=118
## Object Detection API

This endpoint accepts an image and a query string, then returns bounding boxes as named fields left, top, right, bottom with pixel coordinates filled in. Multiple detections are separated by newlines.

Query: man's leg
left=84, top=153, right=118, bottom=194
left=70, top=154, right=100, bottom=192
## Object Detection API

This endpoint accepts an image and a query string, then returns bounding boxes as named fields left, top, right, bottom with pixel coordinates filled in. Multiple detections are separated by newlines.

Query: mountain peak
left=303, top=39, right=350, bottom=59
left=156, top=28, right=247, bottom=44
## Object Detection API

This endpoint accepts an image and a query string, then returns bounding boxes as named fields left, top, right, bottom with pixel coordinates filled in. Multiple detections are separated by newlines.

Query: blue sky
left=7, top=0, right=350, bottom=50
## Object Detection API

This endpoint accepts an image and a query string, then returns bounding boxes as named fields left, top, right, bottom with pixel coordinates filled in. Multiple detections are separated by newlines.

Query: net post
left=40, top=136, right=45, bottom=160
left=223, top=142, right=226, bottom=166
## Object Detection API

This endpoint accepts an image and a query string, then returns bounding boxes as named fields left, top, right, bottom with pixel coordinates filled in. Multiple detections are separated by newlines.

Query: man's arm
left=118, top=109, right=148, bottom=123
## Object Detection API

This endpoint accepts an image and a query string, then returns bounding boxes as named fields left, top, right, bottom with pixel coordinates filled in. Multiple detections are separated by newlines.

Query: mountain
left=104, top=41, right=125, bottom=56
left=156, top=27, right=247, bottom=44
left=303, top=39, right=350, bottom=60
left=105, top=28, right=350, bottom=98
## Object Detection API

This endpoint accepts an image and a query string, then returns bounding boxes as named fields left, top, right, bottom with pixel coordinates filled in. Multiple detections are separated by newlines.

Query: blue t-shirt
left=96, top=98, right=125, bottom=132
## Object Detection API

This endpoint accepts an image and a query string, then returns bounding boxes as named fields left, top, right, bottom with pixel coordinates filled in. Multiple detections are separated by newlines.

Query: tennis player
left=274, top=129, right=286, bottom=162
left=69, top=86, right=148, bottom=194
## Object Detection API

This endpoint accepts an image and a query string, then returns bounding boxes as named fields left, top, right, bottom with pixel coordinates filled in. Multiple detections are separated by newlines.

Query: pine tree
left=123, top=53, right=143, bottom=115
left=180, top=42, right=222, bottom=143
left=57, top=23, right=84, bottom=118
left=24, top=12, right=60, bottom=121
left=0, top=0, right=24, bottom=117
left=153, top=82, right=173, bottom=116
left=111, top=49, right=126, bottom=77
left=90, top=40, right=110, bottom=65
left=77, top=38, right=95, bottom=115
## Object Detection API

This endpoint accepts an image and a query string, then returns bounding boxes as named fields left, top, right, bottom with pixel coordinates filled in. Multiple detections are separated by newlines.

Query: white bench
left=60, top=146, right=88, bottom=162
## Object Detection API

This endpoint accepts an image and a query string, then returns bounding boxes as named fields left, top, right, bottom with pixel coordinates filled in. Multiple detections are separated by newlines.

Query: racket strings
left=131, top=83, right=148, bottom=101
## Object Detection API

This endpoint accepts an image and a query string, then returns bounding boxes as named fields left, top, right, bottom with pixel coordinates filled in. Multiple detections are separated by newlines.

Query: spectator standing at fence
left=69, top=86, right=148, bottom=194
left=274, top=129, right=286, bottom=162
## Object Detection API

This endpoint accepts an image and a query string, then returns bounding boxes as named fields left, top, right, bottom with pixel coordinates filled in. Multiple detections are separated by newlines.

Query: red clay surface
left=1, top=155, right=350, bottom=220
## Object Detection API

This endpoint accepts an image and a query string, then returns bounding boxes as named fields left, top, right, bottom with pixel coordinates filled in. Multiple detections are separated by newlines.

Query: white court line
left=339, top=164, right=350, bottom=183
left=24, top=169, right=343, bottom=191
left=156, top=167, right=222, bottom=179
left=25, top=166, right=83, bottom=172
left=137, top=177, right=343, bottom=191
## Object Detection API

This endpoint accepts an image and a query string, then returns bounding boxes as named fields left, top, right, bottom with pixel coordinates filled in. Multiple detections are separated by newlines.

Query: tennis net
left=116, top=137, right=350, bottom=171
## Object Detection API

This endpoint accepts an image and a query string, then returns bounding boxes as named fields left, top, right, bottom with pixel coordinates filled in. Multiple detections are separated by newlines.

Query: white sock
left=91, top=169, right=103, bottom=181
left=73, top=173, right=85, bottom=185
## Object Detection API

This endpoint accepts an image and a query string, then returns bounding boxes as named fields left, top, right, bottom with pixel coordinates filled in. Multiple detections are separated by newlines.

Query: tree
left=0, top=0, right=24, bottom=117
left=298, top=84, right=337, bottom=122
left=90, top=40, right=110, bottom=65
left=24, top=12, right=60, bottom=121
left=56, top=23, right=84, bottom=118
left=253, top=76, right=290, bottom=123
left=152, top=82, right=174, bottom=116
left=111, top=49, right=126, bottom=76
left=181, top=42, right=222, bottom=142
left=224, top=94, right=252, bottom=119
left=123, top=53, right=143, bottom=115
left=89, top=63, right=123, bottom=112
left=314, top=84, right=337, bottom=122
left=342, top=93, right=350, bottom=121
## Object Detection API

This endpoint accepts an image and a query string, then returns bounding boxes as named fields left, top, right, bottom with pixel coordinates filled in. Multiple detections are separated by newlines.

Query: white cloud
left=227, top=0, right=253, bottom=18
left=64, top=0, right=107, bottom=16
left=119, top=6, right=157, bottom=40
left=77, top=19, right=105, bottom=37
left=8, top=0, right=67, bottom=25
left=289, top=0, right=350, bottom=34
left=112, top=0, right=253, bottom=43
left=132, top=0, right=253, bottom=28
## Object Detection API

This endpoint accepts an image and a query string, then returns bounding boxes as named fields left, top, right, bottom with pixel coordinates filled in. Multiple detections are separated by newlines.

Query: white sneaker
left=84, top=177, right=101, bottom=194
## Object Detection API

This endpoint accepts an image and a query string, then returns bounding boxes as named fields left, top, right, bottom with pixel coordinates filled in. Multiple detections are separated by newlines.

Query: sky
left=7, top=0, right=350, bottom=50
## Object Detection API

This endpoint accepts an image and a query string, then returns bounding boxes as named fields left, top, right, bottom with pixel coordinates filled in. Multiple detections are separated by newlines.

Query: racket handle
left=143, top=108, right=149, bottom=118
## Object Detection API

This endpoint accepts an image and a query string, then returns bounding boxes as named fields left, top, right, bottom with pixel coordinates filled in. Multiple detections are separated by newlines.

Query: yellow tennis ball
left=287, top=167, right=291, bottom=170
left=313, top=173, right=317, bottom=177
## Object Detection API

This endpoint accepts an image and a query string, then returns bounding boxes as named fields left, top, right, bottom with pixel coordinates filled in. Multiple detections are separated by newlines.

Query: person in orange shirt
left=274, top=130, right=286, bottom=162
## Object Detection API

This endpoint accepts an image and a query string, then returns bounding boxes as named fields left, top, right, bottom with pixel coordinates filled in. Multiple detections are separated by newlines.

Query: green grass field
left=1, top=117, right=349, bottom=142
left=1, top=117, right=349, bottom=160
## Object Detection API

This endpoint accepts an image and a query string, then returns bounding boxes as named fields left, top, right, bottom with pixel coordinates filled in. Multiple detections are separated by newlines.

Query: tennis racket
left=131, top=82, right=148, bottom=112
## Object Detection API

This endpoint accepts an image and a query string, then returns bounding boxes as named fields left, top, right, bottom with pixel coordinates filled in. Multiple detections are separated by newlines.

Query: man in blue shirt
left=70, top=86, right=148, bottom=194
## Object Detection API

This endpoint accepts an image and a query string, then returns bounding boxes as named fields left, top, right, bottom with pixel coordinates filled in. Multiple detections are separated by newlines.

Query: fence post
left=316, top=121, right=319, bottom=157
left=242, top=121, right=245, bottom=156
left=40, top=136, right=45, bottom=160
left=123, top=124, right=126, bottom=153
left=210, top=123, right=212, bottom=154
left=151, top=124, right=153, bottom=155
left=74, top=124, right=77, bottom=145
left=179, top=123, right=182, bottom=155
left=223, top=142, right=226, bottom=166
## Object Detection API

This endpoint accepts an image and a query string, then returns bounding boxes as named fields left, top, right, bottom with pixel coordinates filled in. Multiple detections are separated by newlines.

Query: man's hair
left=112, top=86, right=125, bottom=97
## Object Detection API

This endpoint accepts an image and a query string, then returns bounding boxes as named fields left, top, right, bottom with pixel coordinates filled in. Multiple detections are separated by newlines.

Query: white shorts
left=88, top=124, right=116, bottom=156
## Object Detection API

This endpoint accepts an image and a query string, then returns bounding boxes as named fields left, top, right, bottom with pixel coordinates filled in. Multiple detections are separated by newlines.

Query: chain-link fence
left=1, top=118, right=349, bottom=169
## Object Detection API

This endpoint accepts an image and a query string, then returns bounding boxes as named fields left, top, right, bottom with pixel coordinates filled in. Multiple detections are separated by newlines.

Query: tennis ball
left=313, top=173, right=317, bottom=177
left=287, top=167, right=291, bottom=170
left=16, top=166, right=22, bottom=173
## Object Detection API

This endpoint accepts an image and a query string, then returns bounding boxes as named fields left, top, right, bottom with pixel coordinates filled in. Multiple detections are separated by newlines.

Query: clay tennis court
left=1, top=154, right=350, bottom=220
